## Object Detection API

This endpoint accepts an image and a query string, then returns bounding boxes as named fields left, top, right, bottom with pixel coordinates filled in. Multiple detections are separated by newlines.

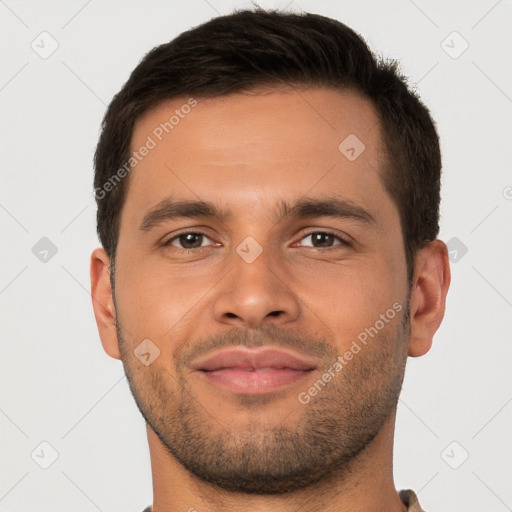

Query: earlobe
left=408, top=240, right=451, bottom=357
left=90, top=247, right=121, bottom=360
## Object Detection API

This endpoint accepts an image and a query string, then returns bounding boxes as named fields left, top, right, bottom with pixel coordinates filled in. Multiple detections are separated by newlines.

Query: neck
left=146, top=408, right=406, bottom=512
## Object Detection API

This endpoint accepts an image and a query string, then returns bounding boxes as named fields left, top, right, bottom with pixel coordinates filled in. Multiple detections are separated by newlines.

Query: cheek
left=288, top=257, right=405, bottom=348
left=114, top=255, right=218, bottom=346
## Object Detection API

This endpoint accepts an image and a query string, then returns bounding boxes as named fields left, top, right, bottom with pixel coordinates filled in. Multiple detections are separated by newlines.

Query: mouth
left=191, top=347, right=318, bottom=395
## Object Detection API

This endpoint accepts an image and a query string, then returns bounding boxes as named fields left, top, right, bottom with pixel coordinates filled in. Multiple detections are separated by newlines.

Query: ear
left=90, top=247, right=121, bottom=360
left=408, top=239, right=451, bottom=357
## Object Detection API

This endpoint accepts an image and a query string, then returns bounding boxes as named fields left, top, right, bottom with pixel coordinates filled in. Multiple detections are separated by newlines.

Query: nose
left=212, top=244, right=301, bottom=329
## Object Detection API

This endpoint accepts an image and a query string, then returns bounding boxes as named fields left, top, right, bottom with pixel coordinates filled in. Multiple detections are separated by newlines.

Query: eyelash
left=163, top=229, right=351, bottom=250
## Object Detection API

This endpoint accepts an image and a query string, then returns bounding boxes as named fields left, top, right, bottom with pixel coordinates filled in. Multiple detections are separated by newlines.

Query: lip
left=191, top=347, right=318, bottom=395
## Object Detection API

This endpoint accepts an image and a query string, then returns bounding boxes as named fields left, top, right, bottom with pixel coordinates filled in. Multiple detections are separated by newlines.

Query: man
left=90, top=8, right=450, bottom=512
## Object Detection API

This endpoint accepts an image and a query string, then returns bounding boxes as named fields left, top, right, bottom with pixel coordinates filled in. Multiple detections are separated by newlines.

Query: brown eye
left=298, top=231, right=349, bottom=248
left=166, top=232, right=212, bottom=249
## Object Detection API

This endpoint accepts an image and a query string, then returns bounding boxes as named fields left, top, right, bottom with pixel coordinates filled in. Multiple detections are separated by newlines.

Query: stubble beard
left=116, top=301, right=410, bottom=495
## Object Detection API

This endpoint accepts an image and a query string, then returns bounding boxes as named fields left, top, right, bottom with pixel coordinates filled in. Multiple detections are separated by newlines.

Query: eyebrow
left=139, top=195, right=377, bottom=232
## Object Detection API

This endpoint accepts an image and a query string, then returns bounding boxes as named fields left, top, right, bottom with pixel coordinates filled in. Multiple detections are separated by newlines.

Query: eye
left=296, top=231, right=350, bottom=248
left=164, top=231, right=214, bottom=250
left=163, top=230, right=350, bottom=251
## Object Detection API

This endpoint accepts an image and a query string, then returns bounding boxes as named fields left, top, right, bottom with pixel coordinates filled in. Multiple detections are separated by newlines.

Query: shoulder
left=399, top=489, right=426, bottom=512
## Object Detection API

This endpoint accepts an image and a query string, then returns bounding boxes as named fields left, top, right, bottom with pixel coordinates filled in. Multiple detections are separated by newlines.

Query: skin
left=90, top=86, right=450, bottom=512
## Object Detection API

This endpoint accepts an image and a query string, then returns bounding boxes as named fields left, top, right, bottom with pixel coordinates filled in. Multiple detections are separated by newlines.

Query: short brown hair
left=94, top=8, right=441, bottom=282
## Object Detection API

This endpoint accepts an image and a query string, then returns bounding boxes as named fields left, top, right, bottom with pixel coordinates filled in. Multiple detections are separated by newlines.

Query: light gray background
left=1, top=0, right=511, bottom=511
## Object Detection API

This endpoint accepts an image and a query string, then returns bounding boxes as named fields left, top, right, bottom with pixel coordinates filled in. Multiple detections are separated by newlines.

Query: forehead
left=124, top=86, right=390, bottom=223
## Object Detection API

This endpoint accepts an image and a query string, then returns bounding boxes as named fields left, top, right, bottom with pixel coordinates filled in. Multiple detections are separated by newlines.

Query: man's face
left=112, top=87, right=411, bottom=493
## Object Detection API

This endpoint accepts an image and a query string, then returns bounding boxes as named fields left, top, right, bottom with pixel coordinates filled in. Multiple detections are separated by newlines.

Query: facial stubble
left=114, top=289, right=410, bottom=495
